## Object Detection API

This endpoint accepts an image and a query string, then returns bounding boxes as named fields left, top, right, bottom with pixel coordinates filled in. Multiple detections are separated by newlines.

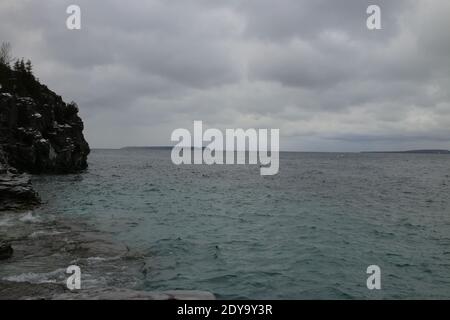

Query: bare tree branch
left=0, top=42, right=12, bottom=66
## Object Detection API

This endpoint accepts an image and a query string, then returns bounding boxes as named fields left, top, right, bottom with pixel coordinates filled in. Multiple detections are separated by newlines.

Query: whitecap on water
left=19, top=211, right=40, bottom=223
left=86, top=256, right=122, bottom=264
left=86, top=256, right=108, bottom=263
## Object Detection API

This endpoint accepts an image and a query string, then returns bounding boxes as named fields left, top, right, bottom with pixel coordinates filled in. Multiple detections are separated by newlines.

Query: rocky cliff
left=0, top=61, right=89, bottom=210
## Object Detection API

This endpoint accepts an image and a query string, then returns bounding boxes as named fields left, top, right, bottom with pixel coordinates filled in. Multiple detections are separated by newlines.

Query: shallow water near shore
left=3, top=149, right=450, bottom=299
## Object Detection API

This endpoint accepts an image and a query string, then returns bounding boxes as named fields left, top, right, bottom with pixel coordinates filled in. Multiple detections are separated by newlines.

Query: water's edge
left=0, top=208, right=214, bottom=300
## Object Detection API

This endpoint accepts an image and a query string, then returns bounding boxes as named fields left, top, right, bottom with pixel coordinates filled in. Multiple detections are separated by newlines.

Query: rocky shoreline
left=1, top=60, right=91, bottom=273
left=1, top=59, right=90, bottom=271
left=0, top=171, right=40, bottom=211
left=0, top=60, right=215, bottom=300
left=0, top=281, right=216, bottom=300
left=0, top=208, right=215, bottom=300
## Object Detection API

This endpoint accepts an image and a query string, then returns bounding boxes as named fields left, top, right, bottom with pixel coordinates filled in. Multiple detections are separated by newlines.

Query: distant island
left=121, top=146, right=207, bottom=150
left=362, top=150, right=450, bottom=154
left=121, top=146, right=173, bottom=150
left=121, top=147, right=450, bottom=154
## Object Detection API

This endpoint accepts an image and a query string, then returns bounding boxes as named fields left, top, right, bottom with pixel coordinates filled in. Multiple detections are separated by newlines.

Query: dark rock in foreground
left=0, top=147, right=40, bottom=210
left=0, top=241, right=13, bottom=260
left=0, top=171, right=40, bottom=211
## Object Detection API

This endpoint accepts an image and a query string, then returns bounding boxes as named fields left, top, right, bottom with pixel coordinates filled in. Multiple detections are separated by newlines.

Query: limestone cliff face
left=0, top=64, right=90, bottom=174
left=0, top=62, right=89, bottom=209
left=0, top=94, right=90, bottom=173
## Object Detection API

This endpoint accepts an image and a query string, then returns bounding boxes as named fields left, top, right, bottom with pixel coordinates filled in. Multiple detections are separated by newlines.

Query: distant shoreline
left=94, top=147, right=450, bottom=155
left=361, top=150, right=450, bottom=154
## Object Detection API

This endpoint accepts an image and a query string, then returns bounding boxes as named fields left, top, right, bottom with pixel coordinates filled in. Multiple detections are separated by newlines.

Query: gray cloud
left=0, top=0, right=449, bottom=151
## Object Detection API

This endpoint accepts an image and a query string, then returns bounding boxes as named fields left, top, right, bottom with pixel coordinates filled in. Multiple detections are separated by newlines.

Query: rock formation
left=0, top=170, right=40, bottom=211
left=0, top=60, right=89, bottom=210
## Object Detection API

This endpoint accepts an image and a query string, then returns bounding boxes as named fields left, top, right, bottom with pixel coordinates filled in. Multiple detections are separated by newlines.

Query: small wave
left=2, top=268, right=66, bottom=284
left=29, top=230, right=65, bottom=238
left=0, top=217, right=13, bottom=227
left=19, top=211, right=40, bottom=223
left=87, top=256, right=109, bottom=262
left=87, top=256, right=121, bottom=263
left=395, top=263, right=414, bottom=268
left=69, top=256, right=122, bottom=265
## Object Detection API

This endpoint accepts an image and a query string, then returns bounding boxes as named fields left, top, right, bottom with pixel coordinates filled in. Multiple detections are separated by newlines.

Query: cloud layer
left=1, top=0, right=449, bottom=151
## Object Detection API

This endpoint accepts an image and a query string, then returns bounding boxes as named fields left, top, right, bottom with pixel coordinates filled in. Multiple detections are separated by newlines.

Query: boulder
left=0, top=171, right=41, bottom=210
left=0, top=241, right=13, bottom=260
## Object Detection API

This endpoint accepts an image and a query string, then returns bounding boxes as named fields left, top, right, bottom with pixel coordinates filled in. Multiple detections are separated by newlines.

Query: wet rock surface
left=0, top=172, right=40, bottom=211
left=0, top=280, right=216, bottom=300
left=53, top=289, right=216, bottom=300
left=0, top=210, right=215, bottom=300
left=0, top=209, right=137, bottom=299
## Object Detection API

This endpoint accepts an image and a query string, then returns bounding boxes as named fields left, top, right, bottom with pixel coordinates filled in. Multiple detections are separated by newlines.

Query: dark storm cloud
left=0, top=0, right=449, bottom=150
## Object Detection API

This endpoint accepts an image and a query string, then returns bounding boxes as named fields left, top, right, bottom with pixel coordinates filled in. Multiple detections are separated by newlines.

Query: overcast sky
left=1, top=0, right=449, bottom=151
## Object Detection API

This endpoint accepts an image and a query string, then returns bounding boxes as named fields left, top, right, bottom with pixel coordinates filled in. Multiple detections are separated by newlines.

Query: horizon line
left=89, top=146, right=450, bottom=154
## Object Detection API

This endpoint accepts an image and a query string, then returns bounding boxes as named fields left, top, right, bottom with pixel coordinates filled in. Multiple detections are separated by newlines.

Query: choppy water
left=23, top=150, right=450, bottom=298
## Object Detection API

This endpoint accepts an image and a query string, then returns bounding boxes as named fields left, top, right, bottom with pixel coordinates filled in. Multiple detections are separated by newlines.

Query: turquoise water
left=32, top=150, right=450, bottom=299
